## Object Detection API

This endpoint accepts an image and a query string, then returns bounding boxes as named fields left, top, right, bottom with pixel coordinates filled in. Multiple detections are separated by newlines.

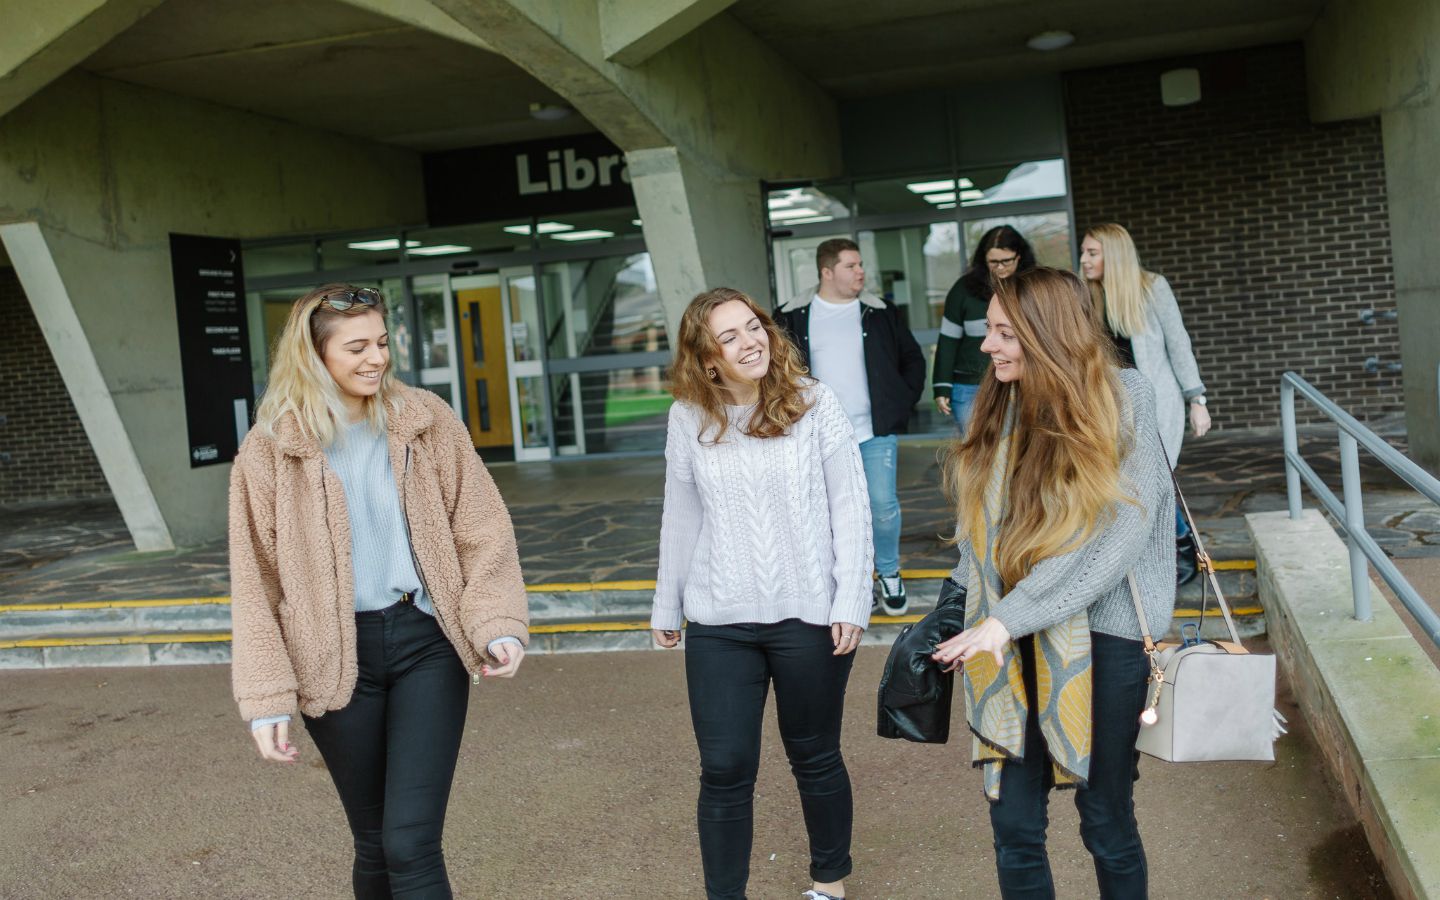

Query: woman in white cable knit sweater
left=651, top=287, right=872, bottom=900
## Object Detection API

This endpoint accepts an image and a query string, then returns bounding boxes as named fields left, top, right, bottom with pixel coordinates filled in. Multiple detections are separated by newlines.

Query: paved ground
left=3, top=420, right=1435, bottom=604
left=0, top=644, right=1394, bottom=900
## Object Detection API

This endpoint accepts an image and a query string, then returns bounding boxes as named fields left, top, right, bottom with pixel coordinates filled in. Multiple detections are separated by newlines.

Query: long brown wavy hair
left=670, top=287, right=813, bottom=443
left=941, top=267, right=1136, bottom=587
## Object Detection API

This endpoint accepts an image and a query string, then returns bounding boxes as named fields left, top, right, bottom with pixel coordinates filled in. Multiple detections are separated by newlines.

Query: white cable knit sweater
left=651, top=382, right=875, bottom=632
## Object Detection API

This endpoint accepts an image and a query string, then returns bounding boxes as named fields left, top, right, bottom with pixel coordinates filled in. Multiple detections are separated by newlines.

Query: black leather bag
left=876, top=577, right=967, bottom=743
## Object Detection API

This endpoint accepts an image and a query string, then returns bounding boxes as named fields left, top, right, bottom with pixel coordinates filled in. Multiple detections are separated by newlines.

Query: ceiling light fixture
left=529, top=102, right=573, bottom=121
left=1026, top=30, right=1075, bottom=51
left=769, top=207, right=822, bottom=221
left=550, top=229, right=615, bottom=242
left=407, top=244, right=473, bottom=256
left=503, top=221, right=574, bottom=235
left=348, top=239, right=419, bottom=251
left=905, top=178, right=975, bottom=194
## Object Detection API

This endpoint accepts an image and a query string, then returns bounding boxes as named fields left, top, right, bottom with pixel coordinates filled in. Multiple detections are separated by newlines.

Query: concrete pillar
left=628, top=147, right=769, bottom=344
left=599, top=0, right=738, bottom=66
left=1381, top=101, right=1440, bottom=469
left=0, top=222, right=174, bottom=551
left=1307, top=0, right=1440, bottom=470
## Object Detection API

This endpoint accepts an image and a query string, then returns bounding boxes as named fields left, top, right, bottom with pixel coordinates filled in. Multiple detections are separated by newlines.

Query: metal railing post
left=1281, top=378, right=1301, bottom=519
left=1338, top=431, right=1373, bottom=621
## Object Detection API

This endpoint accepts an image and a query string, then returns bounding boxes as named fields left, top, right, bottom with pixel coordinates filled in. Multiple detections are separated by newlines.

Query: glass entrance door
left=497, top=266, right=553, bottom=461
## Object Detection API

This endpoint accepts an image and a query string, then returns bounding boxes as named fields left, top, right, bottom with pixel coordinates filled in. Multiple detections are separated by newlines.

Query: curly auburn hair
left=670, top=287, right=813, bottom=444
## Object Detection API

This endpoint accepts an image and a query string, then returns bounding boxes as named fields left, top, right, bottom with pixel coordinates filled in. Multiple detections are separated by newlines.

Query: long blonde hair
left=1085, top=223, right=1156, bottom=338
left=942, top=268, right=1136, bottom=587
left=254, top=283, right=400, bottom=446
left=670, top=288, right=812, bottom=443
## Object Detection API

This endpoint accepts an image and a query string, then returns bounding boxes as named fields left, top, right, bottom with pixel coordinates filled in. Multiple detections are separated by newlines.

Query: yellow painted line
left=526, top=580, right=655, bottom=593
left=1211, top=559, right=1257, bottom=571
left=0, top=632, right=233, bottom=650
left=0, top=597, right=230, bottom=613
left=1175, top=606, right=1264, bottom=618
left=530, top=621, right=653, bottom=634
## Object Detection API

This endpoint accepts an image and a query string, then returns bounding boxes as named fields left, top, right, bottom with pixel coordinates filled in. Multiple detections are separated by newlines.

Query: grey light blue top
left=325, top=421, right=434, bottom=616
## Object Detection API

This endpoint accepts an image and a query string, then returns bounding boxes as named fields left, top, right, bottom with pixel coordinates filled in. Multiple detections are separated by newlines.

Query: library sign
left=423, top=133, right=634, bottom=226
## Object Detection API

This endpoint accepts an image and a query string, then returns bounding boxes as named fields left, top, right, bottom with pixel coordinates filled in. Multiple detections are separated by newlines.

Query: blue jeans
left=1175, top=505, right=1190, bottom=538
left=858, top=434, right=901, bottom=576
left=950, top=383, right=980, bottom=433
left=987, top=632, right=1151, bottom=899
left=685, top=619, right=856, bottom=899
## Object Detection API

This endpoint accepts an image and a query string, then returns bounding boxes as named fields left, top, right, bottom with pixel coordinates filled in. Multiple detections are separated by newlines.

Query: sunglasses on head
left=320, top=287, right=381, bottom=311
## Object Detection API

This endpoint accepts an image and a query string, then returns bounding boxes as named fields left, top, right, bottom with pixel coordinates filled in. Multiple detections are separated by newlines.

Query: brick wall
left=1065, top=43, right=1402, bottom=428
left=0, top=267, right=110, bottom=504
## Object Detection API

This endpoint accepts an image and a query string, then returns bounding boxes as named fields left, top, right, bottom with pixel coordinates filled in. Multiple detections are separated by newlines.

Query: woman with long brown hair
left=230, top=283, right=528, bottom=898
left=651, top=287, right=872, bottom=900
left=931, top=268, right=1176, bottom=899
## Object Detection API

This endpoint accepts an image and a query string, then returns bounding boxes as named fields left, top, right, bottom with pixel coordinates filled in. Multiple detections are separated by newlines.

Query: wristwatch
left=1190, top=395, right=1207, bottom=406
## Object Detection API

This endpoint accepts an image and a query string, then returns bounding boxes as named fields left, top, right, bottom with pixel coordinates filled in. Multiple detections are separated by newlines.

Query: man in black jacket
left=775, top=238, right=927, bottom=615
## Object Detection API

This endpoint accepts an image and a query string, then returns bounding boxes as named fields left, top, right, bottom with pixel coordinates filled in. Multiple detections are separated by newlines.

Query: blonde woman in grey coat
left=1080, top=222, right=1210, bottom=584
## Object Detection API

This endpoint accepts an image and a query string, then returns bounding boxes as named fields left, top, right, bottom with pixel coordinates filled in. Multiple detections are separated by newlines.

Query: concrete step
left=0, top=565, right=1263, bottom=668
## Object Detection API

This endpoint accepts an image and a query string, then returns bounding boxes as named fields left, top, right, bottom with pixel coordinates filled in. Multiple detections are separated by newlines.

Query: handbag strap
left=1167, top=462, right=1243, bottom=646
left=1126, top=465, right=1244, bottom=649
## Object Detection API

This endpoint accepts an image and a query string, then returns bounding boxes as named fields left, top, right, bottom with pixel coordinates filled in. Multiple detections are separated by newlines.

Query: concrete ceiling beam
left=1306, top=0, right=1440, bottom=122
left=599, top=0, right=738, bottom=67
left=0, top=0, right=164, bottom=120
left=427, top=0, right=840, bottom=180
left=334, top=0, right=493, bottom=52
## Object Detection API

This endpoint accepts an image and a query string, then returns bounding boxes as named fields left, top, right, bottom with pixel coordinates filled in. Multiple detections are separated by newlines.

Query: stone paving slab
left=0, top=423, right=1432, bottom=608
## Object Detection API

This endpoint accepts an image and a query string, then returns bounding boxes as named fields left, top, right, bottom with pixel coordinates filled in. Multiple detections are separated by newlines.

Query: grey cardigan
left=949, top=368, right=1177, bottom=642
left=1130, top=275, right=1205, bottom=468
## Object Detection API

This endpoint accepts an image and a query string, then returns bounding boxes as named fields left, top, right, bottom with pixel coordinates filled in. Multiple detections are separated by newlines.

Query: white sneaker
left=876, top=573, right=908, bottom=616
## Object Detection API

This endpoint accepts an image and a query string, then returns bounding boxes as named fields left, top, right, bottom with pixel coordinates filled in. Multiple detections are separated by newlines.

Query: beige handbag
left=1131, top=480, right=1286, bottom=763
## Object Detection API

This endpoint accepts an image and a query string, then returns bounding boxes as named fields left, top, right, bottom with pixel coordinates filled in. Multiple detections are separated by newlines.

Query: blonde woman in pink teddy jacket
left=229, top=283, right=528, bottom=899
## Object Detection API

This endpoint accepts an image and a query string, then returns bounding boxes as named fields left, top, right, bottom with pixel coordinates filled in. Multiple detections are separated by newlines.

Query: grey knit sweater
left=651, top=382, right=874, bottom=632
left=949, top=368, right=1177, bottom=641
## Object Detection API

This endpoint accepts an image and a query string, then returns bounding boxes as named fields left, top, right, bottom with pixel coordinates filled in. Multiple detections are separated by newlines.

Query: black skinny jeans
left=303, top=600, right=470, bottom=900
left=987, top=631, right=1152, bottom=900
left=684, top=619, right=856, bottom=900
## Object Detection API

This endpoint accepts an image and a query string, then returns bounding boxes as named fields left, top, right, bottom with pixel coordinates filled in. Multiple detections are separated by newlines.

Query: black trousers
left=303, top=601, right=470, bottom=900
left=987, top=632, right=1152, bottom=900
left=684, top=619, right=856, bottom=900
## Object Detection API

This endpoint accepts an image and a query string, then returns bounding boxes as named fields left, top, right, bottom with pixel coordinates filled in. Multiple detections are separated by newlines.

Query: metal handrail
left=1281, top=372, right=1440, bottom=649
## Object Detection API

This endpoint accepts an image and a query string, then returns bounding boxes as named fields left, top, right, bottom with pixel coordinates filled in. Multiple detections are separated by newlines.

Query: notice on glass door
left=169, top=233, right=255, bottom=468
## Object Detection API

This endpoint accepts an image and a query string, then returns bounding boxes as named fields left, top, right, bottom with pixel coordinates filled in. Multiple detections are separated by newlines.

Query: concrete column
left=1381, top=101, right=1440, bottom=469
left=0, top=222, right=174, bottom=551
left=1307, top=0, right=1440, bottom=470
left=628, top=146, right=769, bottom=344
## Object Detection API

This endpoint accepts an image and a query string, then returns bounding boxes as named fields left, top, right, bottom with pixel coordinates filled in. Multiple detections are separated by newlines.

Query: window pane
left=962, top=211, right=1073, bottom=270
left=857, top=223, right=962, bottom=332
left=538, top=253, right=668, bottom=359
left=320, top=234, right=405, bottom=270
left=244, top=241, right=315, bottom=278
left=550, top=371, right=672, bottom=455
left=405, top=220, right=534, bottom=257
left=515, top=375, right=551, bottom=451
left=771, top=232, right=851, bottom=305
left=961, top=159, right=1067, bottom=207
left=533, top=206, right=643, bottom=249
left=854, top=172, right=954, bottom=216
left=767, top=183, right=851, bottom=227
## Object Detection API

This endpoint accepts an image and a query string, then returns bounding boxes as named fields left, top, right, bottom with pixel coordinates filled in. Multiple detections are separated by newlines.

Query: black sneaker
left=876, top=573, right=908, bottom=616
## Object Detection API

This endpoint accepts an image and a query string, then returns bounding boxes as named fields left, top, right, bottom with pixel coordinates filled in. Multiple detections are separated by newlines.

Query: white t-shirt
left=807, top=295, right=874, bottom=443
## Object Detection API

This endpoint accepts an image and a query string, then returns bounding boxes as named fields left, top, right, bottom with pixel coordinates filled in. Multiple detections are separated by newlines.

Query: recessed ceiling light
left=936, top=203, right=957, bottom=210
left=550, top=229, right=615, bottom=242
left=529, top=102, right=573, bottom=121
left=923, top=192, right=958, bottom=204
left=784, top=215, right=835, bottom=224
left=1027, top=30, right=1074, bottom=51
left=407, top=244, right=473, bottom=256
left=769, top=207, right=821, bottom=221
left=347, top=239, right=419, bottom=251
left=503, top=221, right=574, bottom=235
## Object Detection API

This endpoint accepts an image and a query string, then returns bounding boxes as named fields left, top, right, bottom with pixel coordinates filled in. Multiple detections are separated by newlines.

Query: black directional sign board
left=169, top=233, right=254, bottom=468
